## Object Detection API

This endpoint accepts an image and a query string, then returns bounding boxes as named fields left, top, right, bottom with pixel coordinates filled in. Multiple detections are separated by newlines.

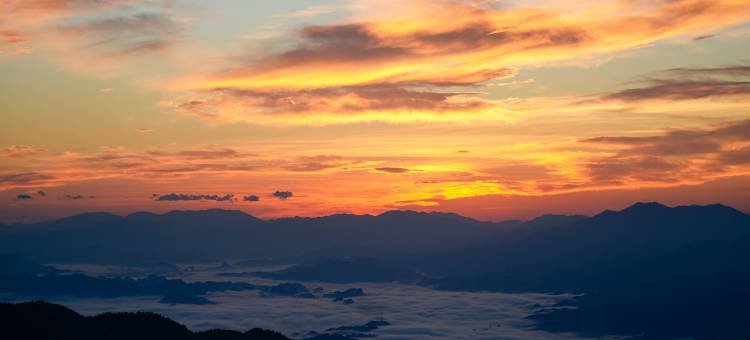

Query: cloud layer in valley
left=7, top=265, right=587, bottom=340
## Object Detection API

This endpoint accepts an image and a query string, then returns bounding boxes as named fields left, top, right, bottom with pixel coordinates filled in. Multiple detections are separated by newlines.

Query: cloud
left=172, top=0, right=750, bottom=124
left=1, top=1, right=185, bottom=73
left=99, top=87, right=113, bottom=93
left=581, top=119, right=750, bottom=156
left=489, top=78, right=536, bottom=88
left=154, top=193, right=235, bottom=202
left=580, top=119, right=750, bottom=183
left=0, top=145, right=370, bottom=194
left=3, top=0, right=140, bottom=13
left=64, top=194, right=95, bottom=200
left=283, top=155, right=359, bottom=172
left=375, top=167, right=411, bottom=174
left=272, top=191, right=293, bottom=200
left=0, top=172, right=55, bottom=187
left=1, top=145, right=45, bottom=157
left=169, top=85, right=502, bottom=125
left=275, top=5, right=336, bottom=18
left=243, top=195, right=260, bottom=202
left=693, top=33, right=717, bottom=41
left=586, top=156, right=683, bottom=183
left=0, top=29, right=25, bottom=44
left=15, top=190, right=50, bottom=200
left=135, top=128, right=153, bottom=133
left=6, top=0, right=750, bottom=126
left=202, top=19, right=584, bottom=91
left=147, top=148, right=245, bottom=160
left=22, top=269, right=578, bottom=339
left=599, top=65, right=750, bottom=102
left=603, top=80, right=750, bottom=102
left=718, top=145, right=750, bottom=165
left=56, top=12, right=182, bottom=57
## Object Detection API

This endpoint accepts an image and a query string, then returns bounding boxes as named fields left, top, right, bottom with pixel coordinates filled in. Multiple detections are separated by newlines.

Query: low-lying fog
left=6, top=263, right=596, bottom=340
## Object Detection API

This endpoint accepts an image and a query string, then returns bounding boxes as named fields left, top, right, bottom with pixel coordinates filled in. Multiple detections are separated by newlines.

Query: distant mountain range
left=409, top=202, right=750, bottom=339
left=416, top=202, right=750, bottom=288
left=0, top=208, right=585, bottom=264
left=3, top=202, right=750, bottom=339
left=231, top=202, right=750, bottom=339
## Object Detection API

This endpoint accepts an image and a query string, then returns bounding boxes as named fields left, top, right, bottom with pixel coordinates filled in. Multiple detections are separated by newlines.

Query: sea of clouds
left=13, top=263, right=598, bottom=340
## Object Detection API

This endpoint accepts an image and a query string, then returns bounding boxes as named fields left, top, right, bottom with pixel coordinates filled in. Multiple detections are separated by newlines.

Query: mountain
left=418, top=202, right=750, bottom=289
left=402, top=213, right=589, bottom=277
left=0, top=301, right=295, bottom=340
left=3, top=202, right=749, bottom=339
left=412, top=202, right=750, bottom=339
left=529, top=235, right=750, bottom=340
left=0, top=209, right=563, bottom=264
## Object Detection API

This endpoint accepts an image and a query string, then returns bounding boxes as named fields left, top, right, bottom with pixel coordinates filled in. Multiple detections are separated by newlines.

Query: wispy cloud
left=581, top=119, right=750, bottom=184
left=172, top=0, right=750, bottom=124
left=1, top=0, right=186, bottom=73
left=0, top=145, right=45, bottom=158
left=598, top=65, right=750, bottom=102
left=0, top=172, right=55, bottom=188
left=274, top=5, right=336, bottom=18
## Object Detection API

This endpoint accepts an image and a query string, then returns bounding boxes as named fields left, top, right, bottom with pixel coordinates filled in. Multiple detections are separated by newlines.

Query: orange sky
left=1, top=0, right=750, bottom=223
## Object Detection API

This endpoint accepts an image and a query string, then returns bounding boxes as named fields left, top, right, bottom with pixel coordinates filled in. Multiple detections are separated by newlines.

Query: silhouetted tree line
left=0, top=301, right=292, bottom=340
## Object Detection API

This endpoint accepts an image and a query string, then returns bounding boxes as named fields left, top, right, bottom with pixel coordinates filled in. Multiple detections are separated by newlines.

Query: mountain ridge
left=1, top=202, right=747, bottom=265
left=14, top=201, right=748, bottom=226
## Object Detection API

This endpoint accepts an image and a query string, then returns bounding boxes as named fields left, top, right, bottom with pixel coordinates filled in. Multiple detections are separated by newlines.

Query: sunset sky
left=2, top=0, right=750, bottom=223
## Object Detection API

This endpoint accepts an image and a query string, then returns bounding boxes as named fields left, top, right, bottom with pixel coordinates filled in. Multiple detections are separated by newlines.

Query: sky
left=1, top=0, right=750, bottom=223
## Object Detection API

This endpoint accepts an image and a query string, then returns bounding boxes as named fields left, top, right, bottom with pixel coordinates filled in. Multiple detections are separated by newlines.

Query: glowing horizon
left=2, top=0, right=750, bottom=223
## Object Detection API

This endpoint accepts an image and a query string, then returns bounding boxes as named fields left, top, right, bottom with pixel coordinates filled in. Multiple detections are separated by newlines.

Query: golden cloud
left=168, top=0, right=750, bottom=124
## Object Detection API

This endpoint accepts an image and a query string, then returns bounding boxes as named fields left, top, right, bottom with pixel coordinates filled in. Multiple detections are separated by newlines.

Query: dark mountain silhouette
left=417, top=202, right=750, bottom=288
left=530, top=235, right=750, bottom=340
left=507, top=214, right=587, bottom=232
left=3, top=202, right=750, bottom=339
left=0, top=208, right=571, bottom=264
left=0, top=301, right=298, bottom=340
left=412, top=202, right=750, bottom=339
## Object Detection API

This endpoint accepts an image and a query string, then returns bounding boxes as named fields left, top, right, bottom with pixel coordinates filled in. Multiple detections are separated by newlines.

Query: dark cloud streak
left=600, top=65, right=750, bottom=102
left=154, top=193, right=235, bottom=202
left=375, top=167, right=411, bottom=174
left=272, top=191, right=293, bottom=200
